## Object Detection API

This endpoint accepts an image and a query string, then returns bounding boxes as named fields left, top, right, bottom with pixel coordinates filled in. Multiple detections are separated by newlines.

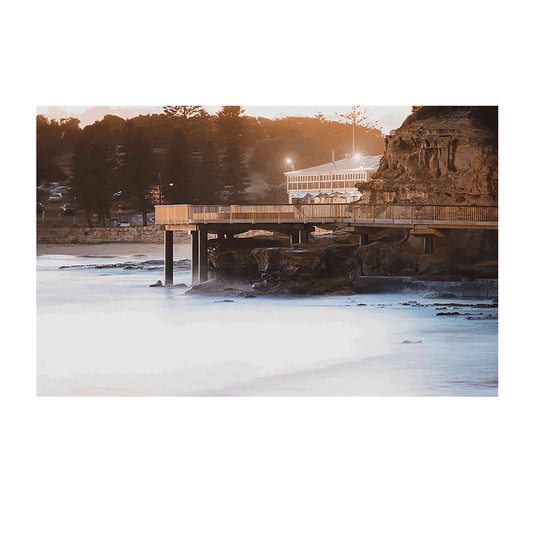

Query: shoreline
left=36, top=242, right=190, bottom=257
left=36, top=243, right=498, bottom=298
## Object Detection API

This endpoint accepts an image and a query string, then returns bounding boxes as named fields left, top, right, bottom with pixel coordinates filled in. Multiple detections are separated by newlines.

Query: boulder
left=185, top=279, right=239, bottom=295
left=417, top=254, right=462, bottom=276
left=308, top=277, right=356, bottom=295
left=252, top=246, right=330, bottom=282
left=425, top=292, right=458, bottom=299
left=353, top=242, right=419, bottom=276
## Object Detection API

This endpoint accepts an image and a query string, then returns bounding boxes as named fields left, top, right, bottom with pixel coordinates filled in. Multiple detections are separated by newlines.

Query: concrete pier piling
left=191, top=230, right=199, bottom=285
left=164, top=230, right=173, bottom=286
left=198, top=229, right=208, bottom=283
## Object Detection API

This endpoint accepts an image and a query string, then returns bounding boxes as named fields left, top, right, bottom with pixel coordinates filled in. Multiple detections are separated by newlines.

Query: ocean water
left=36, top=253, right=498, bottom=396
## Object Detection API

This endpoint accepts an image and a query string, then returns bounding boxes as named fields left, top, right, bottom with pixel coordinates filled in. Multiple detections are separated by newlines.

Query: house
left=285, top=154, right=383, bottom=204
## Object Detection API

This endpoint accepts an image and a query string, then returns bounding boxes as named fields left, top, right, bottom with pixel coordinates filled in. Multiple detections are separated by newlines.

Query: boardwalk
left=154, top=203, right=498, bottom=285
left=155, top=203, right=497, bottom=230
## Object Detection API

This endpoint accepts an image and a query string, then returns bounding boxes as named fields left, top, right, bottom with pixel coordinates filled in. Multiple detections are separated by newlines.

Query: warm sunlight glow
left=286, top=158, right=292, bottom=165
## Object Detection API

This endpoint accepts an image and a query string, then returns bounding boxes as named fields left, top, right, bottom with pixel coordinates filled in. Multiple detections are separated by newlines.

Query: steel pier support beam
left=191, top=230, right=199, bottom=285
left=198, top=229, right=208, bottom=283
left=164, top=230, right=174, bottom=286
left=299, top=228, right=309, bottom=244
left=359, top=233, right=369, bottom=246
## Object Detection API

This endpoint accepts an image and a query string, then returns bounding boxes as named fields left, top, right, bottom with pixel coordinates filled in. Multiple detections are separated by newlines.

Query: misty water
left=36, top=252, right=498, bottom=396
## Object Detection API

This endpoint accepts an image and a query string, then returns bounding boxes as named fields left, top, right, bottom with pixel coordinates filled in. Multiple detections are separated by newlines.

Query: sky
left=37, top=105, right=412, bottom=135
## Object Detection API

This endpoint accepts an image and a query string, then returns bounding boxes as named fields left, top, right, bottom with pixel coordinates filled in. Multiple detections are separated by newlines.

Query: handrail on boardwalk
left=155, top=204, right=498, bottom=228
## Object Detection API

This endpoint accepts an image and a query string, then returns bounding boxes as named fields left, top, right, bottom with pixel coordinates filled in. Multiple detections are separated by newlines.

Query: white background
left=18, top=84, right=515, bottom=417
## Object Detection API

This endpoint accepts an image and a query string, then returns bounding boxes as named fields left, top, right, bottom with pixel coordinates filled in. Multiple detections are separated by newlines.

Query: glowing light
left=354, top=153, right=361, bottom=161
left=286, top=158, right=292, bottom=165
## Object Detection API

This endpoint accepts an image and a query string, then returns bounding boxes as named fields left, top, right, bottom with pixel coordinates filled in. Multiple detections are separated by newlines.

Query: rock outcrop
left=206, top=230, right=497, bottom=295
left=358, top=106, right=498, bottom=206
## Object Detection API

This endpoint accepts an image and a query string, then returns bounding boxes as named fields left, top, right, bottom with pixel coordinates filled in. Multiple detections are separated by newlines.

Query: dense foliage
left=36, top=107, right=385, bottom=224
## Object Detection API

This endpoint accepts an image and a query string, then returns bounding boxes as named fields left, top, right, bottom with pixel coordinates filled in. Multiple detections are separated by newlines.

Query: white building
left=285, top=154, right=382, bottom=204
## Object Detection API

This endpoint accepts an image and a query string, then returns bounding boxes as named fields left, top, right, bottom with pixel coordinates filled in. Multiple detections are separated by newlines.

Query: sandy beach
left=36, top=242, right=191, bottom=258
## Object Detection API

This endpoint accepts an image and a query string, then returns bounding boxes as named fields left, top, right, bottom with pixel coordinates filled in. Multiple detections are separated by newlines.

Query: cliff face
left=358, top=107, right=498, bottom=206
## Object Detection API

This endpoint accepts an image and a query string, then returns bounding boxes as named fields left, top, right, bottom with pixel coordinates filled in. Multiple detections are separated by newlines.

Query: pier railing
left=155, top=204, right=498, bottom=228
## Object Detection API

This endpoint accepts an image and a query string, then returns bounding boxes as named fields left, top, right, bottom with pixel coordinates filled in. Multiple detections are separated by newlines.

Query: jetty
left=155, top=203, right=498, bottom=286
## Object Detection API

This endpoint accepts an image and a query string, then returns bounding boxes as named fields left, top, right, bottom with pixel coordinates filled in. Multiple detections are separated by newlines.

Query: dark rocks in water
left=402, top=340, right=422, bottom=344
left=436, top=311, right=461, bottom=316
left=60, top=259, right=191, bottom=271
left=251, top=276, right=356, bottom=296
left=185, top=279, right=251, bottom=296
left=431, top=302, right=498, bottom=309
left=206, top=233, right=497, bottom=295
left=425, top=292, right=457, bottom=299
left=308, top=277, right=356, bottom=296
left=150, top=280, right=187, bottom=288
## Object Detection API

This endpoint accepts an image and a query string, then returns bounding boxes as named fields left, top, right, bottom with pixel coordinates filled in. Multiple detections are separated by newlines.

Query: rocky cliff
left=358, top=106, right=498, bottom=206
left=205, top=231, right=497, bottom=296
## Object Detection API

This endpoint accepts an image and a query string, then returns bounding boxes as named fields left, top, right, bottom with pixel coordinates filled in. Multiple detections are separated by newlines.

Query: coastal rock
left=185, top=279, right=243, bottom=295
left=308, top=277, right=356, bottom=295
left=352, top=242, right=419, bottom=276
left=323, top=244, right=360, bottom=279
left=252, top=246, right=330, bottom=281
left=357, top=106, right=498, bottom=206
left=425, top=292, right=457, bottom=299
left=417, top=254, right=462, bottom=276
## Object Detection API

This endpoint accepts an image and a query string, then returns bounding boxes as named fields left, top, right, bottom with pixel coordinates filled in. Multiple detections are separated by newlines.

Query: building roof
left=285, top=155, right=383, bottom=176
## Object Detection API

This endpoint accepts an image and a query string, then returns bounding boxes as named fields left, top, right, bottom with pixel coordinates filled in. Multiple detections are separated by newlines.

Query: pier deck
left=154, top=203, right=498, bottom=285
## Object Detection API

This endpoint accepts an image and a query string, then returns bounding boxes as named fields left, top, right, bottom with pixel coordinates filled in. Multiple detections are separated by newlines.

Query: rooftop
left=285, top=155, right=383, bottom=176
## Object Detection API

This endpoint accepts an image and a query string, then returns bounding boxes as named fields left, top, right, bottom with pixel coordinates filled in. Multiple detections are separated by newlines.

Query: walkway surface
left=155, top=203, right=498, bottom=232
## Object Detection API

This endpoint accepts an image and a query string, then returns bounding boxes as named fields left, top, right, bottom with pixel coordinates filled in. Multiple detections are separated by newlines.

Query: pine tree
left=198, top=139, right=222, bottom=204
left=118, top=120, right=156, bottom=225
left=70, top=139, right=94, bottom=226
left=70, top=137, right=113, bottom=227
left=165, top=127, right=192, bottom=204
left=216, top=106, right=251, bottom=204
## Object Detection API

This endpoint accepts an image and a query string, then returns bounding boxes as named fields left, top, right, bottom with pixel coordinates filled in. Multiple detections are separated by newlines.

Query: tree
left=216, top=106, right=251, bottom=204
left=197, top=139, right=222, bottom=204
left=70, top=139, right=95, bottom=227
left=163, top=106, right=205, bottom=120
left=117, top=120, right=156, bottom=225
left=165, top=127, right=192, bottom=204
left=262, top=166, right=287, bottom=204
left=335, top=106, right=378, bottom=156
left=251, top=140, right=287, bottom=204
left=36, top=115, right=66, bottom=186
left=70, top=137, right=113, bottom=227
